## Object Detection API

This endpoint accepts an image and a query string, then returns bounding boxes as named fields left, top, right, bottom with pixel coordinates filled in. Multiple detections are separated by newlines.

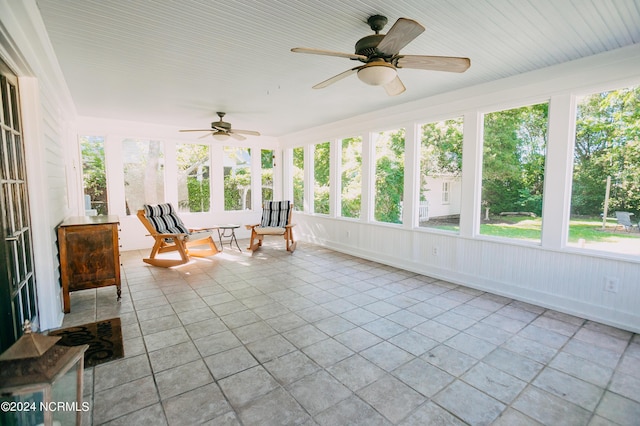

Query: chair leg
left=147, top=239, right=163, bottom=260
left=248, top=229, right=261, bottom=251
left=285, top=229, right=297, bottom=253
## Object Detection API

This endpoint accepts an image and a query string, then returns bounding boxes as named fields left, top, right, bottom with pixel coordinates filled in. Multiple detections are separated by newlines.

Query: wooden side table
left=216, top=225, right=241, bottom=252
left=57, top=216, right=121, bottom=313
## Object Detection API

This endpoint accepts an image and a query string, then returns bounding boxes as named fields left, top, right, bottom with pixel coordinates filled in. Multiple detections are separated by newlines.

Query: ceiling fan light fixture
left=357, top=63, right=397, bottom=86
left=212, top=132, right=230, bottom=141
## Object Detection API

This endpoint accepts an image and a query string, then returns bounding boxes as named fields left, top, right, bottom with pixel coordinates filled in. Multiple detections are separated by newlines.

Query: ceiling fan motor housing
left=355, top=34, right=387, bottom=59
left=212, top=121, right=231, bottom=131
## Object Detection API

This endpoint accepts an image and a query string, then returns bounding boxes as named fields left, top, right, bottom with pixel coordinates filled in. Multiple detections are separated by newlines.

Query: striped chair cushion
left=260, top=201, right=291, bottom=228
left=143, top=203, right=190, bottom=235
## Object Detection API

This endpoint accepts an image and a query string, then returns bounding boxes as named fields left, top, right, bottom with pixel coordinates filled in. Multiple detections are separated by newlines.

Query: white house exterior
left=419, top=174, right=462, bottom=221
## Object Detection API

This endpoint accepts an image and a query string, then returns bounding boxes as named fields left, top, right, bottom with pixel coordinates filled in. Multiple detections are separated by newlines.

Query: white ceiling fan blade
left=313, top=66, right=362, bottom=89
left=230, top=132, right=246, bottom=141
left=179, top=129, right=212, bottom=132
left=232, top=129, right=261, bottom=136
left=291, top=47, right=367, bottom=61
left=376, top=18, right=425, bottom=56
left=384, top=76, right=406, bottom=96
left=396, top=55, right=471, bottom=73
left=198, top=132, right=213, bottom=139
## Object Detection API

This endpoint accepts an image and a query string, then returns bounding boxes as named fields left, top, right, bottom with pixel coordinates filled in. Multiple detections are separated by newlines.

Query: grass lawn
left=424, top=216, right=640, bottom=248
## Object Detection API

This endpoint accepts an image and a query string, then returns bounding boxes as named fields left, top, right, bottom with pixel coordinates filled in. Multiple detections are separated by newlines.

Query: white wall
left=280, top=44, right=640, bottom=333
left=0, top=0, right=79, bottom=330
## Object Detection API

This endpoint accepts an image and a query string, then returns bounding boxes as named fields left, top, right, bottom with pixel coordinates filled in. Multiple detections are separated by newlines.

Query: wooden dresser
left=57, top=215, right=121, bottom=313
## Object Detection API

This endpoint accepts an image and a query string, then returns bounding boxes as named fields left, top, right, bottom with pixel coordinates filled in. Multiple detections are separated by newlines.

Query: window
left=374, top=129, right=404, bottom=224
left=177, top=143, right=210, bottom=212
left=341, top=136, right=362, bottom=218
left=80, top=136, right=108, bottom=215
left=122, top=139, right=164, bottom=215
left=568, top=85, right=640, bottom=255
left=223, top=146, right=251, bottom=211
left=442, top=182, right=450, bottom=204
left=314, top=141, right=330, bottom=215
left=261, top=149, right=274, bottom=203
left=481, top=103, right=548, bottom=241
left=292, top=147, right=304, bottom=211
left=419, top=117, right=463, bottom=230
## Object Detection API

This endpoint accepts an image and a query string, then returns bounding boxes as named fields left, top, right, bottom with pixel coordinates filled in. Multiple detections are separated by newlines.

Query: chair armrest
left=285, top=224, right=296, bottom=228
left=245, top=224, right=260, bottom=230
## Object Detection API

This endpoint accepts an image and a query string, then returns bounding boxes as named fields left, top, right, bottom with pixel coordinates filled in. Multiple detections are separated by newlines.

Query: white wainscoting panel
left=295, top=214, right=640, bottom=333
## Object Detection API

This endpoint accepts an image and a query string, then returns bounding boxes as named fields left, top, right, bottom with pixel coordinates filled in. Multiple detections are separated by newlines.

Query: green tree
left=177, top=144, right=210, bottom=212
left=81, top=136, right=108, bottom=215
left=375, top=129, right=405, bottom=223
left=421, top=118, right=463, bottom=176
left=223, top=147, right=251, bottom=210
left=341, top=137, right=362, bottom=218
left=293, top=147, right=304, bottom=210
left=261, top=149, right=274, bottom=204
left=482, top=103, right=548, bottom=216
left=573, top=86, right=640, bottom=217
left=314, top=142, right=330, bottom=214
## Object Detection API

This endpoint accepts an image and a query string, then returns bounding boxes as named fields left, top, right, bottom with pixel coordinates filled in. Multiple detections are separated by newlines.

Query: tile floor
left=59, top=241, right=640, bottom=425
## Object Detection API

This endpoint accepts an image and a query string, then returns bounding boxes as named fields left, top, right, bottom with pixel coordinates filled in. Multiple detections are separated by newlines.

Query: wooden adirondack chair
left=137, top=203, right=219, bottom=267
left=245, top=200, right=296, bottom=253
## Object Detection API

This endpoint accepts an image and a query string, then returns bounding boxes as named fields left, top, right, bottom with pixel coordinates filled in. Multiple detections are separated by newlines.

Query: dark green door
left=0, top=60, right=38, bottom=353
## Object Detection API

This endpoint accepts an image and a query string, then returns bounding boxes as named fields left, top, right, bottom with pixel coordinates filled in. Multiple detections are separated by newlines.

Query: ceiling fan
left=291, top=15, right=470, bottom=96
left=179, top=112, right=260, bottom=141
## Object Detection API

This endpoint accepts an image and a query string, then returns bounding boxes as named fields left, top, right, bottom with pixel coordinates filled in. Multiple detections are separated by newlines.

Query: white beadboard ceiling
left=35, top=0, right=640, bottom=137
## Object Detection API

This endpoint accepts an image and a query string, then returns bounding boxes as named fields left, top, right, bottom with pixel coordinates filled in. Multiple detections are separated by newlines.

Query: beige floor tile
left=92, top=376, right=159, bottom=424
left=155, top=359, right=214, bottom=400
left=218, top=365, right=280, bottom=408
left=287, top=370, right=352, bottom=416
left=68, top=243, right=638, bottom=425
left=204, top=346, right=259, bottom=379
left=162, top=383, right=231, bottom=425
left=357, top=375, right=425, bottom=423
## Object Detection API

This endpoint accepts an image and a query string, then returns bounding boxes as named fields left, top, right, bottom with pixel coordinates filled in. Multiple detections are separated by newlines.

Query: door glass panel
left=261, top=149, right=274, bottom=203
left=7, top=241, right=17, bottom=291
left=12, top=293, right=22, bottom=337
left=9, top=83, right=19, bottom=132
left=11, top=183, right=19, bottom=234
left=5, top=130, right=15, bottom=179
left=223, top=146, right=251, bottom=211
left=80, top=136, right=109, bottom=215
left=177, top=143, right=210, bottom=212
left=27, top=277, right=36, bottom=320
left=293, top=147, right=304, bottom=211
left=0, top=61, right=39, bottom=351
left=0, top=134, right=5, bottom=181
left=1, top=75, right=8, bottom=124
left=122, top=138, right=165, bottom=214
